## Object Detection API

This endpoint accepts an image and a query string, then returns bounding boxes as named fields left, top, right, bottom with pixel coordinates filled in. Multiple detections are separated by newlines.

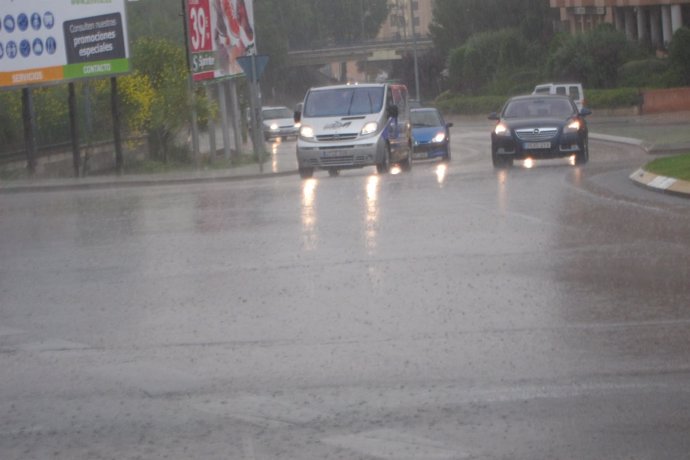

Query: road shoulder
left=630, top=168, right=690, bottom=197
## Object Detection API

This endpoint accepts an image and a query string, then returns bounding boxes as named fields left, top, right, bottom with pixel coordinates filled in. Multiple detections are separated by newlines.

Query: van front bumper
left=297, top=137, right=384, bottom=169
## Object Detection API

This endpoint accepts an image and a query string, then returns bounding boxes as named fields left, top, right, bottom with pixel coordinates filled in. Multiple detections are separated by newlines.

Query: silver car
left=261, top=106, right=299, bottom=141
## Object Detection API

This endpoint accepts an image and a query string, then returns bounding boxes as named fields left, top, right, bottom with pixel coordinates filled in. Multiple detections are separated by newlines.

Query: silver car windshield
left=304, top=87, right=385, bottom=117
left=262, top=108, right=293, bottom=119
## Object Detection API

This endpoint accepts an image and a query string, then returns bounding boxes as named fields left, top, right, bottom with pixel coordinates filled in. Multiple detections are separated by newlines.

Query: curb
left=591, top=132, right=690, bottom=198
left=0, top=168, right=298, bottom=194
left=629, top=168, right=690, bottom=198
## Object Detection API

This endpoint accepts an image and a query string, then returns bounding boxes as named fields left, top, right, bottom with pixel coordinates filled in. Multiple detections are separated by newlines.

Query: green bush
left=585, top=88, right=641, bottom=109
left=448, top=28, right=540, bottom=94
left=434, top=87, right=647, bottom=114
left=434, top=93, right=507, bottom=115
left=618, top=59, right=670, bottom=88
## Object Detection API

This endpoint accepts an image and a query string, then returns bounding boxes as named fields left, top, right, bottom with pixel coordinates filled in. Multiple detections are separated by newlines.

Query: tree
left=669, top=27, right=690, bottom=86
left=546, top=25, right=635, bottom=88
left=125, top=38, right=195, bottom=161
left=254, top=0, right=389, bottom=103
left=126, top=0, right=185, bottom=45
left=447, top=28, right=541, bottom=94
left=429, top=0, right=553, bottom=56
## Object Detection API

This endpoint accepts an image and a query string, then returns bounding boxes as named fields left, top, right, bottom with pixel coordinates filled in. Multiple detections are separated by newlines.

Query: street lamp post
left=409, top=0, right=420, bottom=101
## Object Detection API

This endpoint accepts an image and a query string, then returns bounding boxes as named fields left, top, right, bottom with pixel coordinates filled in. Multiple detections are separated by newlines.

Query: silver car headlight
left=300, top=125, right=315, bottom=140
left=361, top=122, right=378, bottom=136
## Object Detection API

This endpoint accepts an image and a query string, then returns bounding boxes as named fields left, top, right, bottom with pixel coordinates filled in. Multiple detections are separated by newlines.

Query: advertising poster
left=187, top=0, right=255, bottom=81
left=0, top=0, right=130, bottom=89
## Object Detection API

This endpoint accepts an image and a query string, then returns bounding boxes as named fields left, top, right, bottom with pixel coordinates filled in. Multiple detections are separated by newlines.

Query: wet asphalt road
left=1, top=122, right=690, bottom=459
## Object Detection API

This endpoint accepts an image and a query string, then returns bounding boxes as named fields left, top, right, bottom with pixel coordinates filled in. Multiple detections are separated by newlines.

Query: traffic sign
left=236, top=54, right=268, bottom=82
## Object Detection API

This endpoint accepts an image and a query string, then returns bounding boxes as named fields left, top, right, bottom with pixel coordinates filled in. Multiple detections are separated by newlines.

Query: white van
left=294, top=83, right=412, bottom=178
left=533, top=82, right=585, bottom=111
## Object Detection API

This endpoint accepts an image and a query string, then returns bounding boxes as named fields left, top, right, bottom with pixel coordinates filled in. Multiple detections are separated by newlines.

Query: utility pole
left=409, top=0, right=420, bottom=101
left=181, top=0, right=201, bottom=167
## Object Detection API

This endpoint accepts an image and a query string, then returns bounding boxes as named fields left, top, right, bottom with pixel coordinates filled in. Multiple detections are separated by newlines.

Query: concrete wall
left=642, top=87, right=690, bottom=113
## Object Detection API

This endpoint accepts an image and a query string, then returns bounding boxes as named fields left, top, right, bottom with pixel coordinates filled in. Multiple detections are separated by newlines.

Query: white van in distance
left=294, top=83, right=412, bottom=178
left=533, top=82, right=585, bottom=111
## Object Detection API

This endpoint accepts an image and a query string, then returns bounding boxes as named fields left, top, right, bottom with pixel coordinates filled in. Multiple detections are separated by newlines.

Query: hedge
left=434, top=87, right=643, bottom=115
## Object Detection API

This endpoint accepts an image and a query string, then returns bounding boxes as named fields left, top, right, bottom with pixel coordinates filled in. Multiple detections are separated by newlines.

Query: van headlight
left=361, top=122, right=378, bottom=136
left=270, top=123, right=279, bottom=131
left=300, top=125, right=315, bottom=139
left=433, top=132, right=446, bottom=143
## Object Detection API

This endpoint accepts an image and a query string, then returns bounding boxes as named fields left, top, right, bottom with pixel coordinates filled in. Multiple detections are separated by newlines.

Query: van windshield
left=304, top=87, right=385, bottom=117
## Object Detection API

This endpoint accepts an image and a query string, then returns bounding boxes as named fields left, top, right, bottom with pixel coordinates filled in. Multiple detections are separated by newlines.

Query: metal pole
left=206, top=84, right=217, bottom=163
left=410, top=0, right=420, bottom=101
left=218, top=81, right=231, bottom=160
left=111, top=77, right=124, bottom=174
left=22, top=88, right=37, bottom=176
left=230, top=79, right=242, bottom=160
left=181, top=0, right=200, bottom=167
left=68, top=82, right=81, bottom=178
left=250, top=52, right=263, bottom=172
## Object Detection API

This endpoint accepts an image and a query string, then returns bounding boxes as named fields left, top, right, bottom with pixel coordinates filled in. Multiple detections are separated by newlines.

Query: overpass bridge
left=285, top=37, right=435, bottom=67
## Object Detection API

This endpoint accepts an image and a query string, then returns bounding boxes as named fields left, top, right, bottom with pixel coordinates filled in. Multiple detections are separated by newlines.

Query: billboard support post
left=230, top=79, right=242, bottom=160
left=251, top=53, right=262, bottom=172
left=218, top=81, right=231, bottom=160
left=111, top=77, right=124, bottom=174
left=68, top=83, right=81, bottom=177
left=181, top=0, right=200, bottom=168
left=206, top=84, right=217, bottom=163
left=22, top=89, right=37, bottom=176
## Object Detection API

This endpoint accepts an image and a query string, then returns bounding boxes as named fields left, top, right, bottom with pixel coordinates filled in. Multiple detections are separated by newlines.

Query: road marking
left=322, top=429, right=467, bottom=460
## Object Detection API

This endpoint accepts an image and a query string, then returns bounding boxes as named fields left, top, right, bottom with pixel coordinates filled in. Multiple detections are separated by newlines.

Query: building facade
left=379, top=0, right=434, bottom=41
left=550, top=0, right=690, bottom=48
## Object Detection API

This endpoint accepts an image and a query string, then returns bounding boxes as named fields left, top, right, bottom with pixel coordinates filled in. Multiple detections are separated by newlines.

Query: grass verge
left=645, top=153, right=690, bottom=181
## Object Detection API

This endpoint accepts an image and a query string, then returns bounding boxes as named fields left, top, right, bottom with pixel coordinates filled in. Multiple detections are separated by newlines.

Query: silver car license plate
left=320, top=150, right=344, bottom=158
left=524, top=142, right=551, bottom=149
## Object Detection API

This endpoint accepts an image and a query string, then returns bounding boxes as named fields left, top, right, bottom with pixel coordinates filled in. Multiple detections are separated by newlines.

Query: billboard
left=186, top=0, right=255, bottom=81
left=0, top=0, right=130, bottom=89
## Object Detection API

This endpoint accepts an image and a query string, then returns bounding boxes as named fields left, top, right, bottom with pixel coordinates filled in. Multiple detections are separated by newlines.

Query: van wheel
left=299, top=167, right=314, bottom=179
left=328, top=168, right=339, bottom=177
left=376, top=145, right=390, bottom=174
left=400, top=144, right=413, bottom=172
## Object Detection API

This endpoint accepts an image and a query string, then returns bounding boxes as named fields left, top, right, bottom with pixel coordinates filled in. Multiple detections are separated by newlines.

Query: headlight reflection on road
left=435, top=163, right=447, bottom=184
left=271, top=142, right=279, bottom=173
left=301, top=178, right=318, bottom=250
left=497, top=169, right=508, bottom=212
left=390, top=165, right=402, bottom=175
left=365, top=175, right=380, bottom=251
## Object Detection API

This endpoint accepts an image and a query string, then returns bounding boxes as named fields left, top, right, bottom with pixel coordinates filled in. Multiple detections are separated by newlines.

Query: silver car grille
left=316, top=133, right=358, bottom=142
left=515, top=127, right=558, bottom=141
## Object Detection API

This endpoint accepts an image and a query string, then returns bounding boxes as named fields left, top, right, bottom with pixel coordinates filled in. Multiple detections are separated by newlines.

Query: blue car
left=411, top=108, right=452, bottom=161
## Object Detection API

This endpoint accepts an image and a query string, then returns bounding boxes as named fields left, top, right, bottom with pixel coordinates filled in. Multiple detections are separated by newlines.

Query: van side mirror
left=579, top=108, right=592, bottom=117
left=294, top=111, right=301, bottom=123
left=387, top=105, right=399, bottom=119
left=488, top=112, right=500, bottom=120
